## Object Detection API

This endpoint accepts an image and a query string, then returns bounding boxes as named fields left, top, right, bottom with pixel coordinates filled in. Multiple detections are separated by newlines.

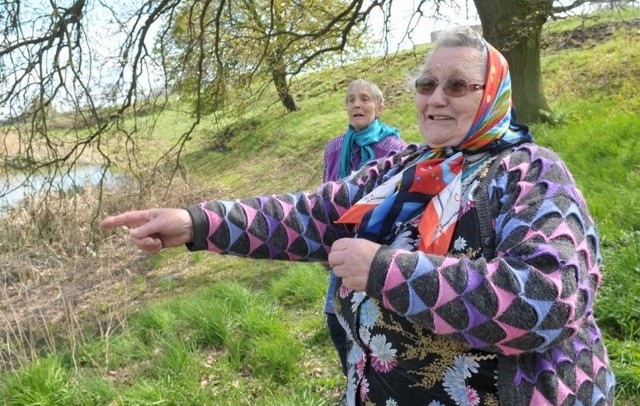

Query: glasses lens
left=415, top=78, right=437, bottom=95
left=444, top=79, right=469, bottom=96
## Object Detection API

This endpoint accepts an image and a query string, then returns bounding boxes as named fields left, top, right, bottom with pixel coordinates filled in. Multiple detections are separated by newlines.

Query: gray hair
left=411, top=26, right=488, bottom=86
left=433, top=26, right=485, bottom=51
left=345, top=79, right=385, bottom=106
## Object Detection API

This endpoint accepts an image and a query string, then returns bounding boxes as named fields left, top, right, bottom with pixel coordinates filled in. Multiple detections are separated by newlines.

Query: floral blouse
left=334, top=158, right=500, bottom=406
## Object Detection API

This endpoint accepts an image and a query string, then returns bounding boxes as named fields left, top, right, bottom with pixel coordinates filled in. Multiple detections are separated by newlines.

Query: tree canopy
left=0, top=0, right=617, bottom=203
left=162, top=0, right=371, bottom=113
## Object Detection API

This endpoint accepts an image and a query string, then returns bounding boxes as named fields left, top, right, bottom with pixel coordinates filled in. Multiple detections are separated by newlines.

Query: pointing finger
left=100, top=210, right=151, bottom=229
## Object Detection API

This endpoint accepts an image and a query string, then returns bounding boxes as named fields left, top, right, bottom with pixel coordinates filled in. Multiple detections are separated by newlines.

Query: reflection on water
left=0, top=166, right=122, bottom=209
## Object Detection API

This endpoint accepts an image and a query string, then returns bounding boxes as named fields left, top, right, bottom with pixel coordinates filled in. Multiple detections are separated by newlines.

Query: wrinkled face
left=415, top=46, right=485, bottom=148
left=346, top=87, right=383, bottom=131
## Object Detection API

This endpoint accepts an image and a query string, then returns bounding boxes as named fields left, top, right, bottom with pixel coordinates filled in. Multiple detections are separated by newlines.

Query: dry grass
left=0, top=172, right=213, bottom=372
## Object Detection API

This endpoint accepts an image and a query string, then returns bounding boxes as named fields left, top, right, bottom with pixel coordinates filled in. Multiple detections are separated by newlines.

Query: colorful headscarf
left=337, top=41, right=532, bottom=254
left=339, top=118, right=399, bottom=178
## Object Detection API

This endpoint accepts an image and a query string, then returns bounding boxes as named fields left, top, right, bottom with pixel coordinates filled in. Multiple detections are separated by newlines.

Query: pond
left=0, top=166, right=122, bottom=210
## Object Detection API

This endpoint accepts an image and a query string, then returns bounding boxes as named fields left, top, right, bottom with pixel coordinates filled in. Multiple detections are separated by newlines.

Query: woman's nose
left=427, top=85, right=448, bottom=105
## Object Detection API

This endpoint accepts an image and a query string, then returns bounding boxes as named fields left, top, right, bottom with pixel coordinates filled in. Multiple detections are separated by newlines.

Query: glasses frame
left=415, top=77, right=485, bottom=97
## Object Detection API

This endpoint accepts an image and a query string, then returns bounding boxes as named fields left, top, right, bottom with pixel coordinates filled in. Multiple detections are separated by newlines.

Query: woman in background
left=322, top=79, right=407, bottom=386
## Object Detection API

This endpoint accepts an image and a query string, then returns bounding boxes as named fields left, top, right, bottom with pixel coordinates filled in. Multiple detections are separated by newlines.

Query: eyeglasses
left=415, top=77, right=485, bottom=97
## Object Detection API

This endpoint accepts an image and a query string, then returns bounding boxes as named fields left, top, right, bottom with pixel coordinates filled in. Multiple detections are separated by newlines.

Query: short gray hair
left=433, top=26, right=485, bottom=51
left=411, top=26, right=488, bottom=86
left=345, top=79, right=385, bottom=106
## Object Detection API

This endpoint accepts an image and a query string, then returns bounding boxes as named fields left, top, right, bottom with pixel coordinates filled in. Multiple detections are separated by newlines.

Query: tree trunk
left=474, top=0, right=552, bottom=123
left=271, top=53, right=299, bottom=112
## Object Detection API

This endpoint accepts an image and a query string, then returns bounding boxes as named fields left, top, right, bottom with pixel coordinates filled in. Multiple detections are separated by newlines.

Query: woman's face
left=347, top=87, right=383, bottom=131
left=415, top=46, right=485, bottom=148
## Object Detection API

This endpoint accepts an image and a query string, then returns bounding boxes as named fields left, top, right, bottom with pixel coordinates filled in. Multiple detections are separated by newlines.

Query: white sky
left=369, top=0, right=480, bottom=53
left=370, top=0, right=600, bottom=53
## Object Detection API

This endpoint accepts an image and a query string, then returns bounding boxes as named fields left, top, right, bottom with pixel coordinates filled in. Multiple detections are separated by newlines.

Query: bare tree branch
left=553, top=0, right=590, bottom=14
left=1, top=0, right=599, bottom=210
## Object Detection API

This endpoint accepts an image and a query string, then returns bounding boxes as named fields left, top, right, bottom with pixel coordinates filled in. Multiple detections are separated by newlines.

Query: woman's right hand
left=329, top=238, right=380, bottom=292
left=100, top=208, right=194, bottom=254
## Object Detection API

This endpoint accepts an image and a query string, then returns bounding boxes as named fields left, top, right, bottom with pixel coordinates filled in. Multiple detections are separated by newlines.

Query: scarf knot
left=339, top=118, right=399, bottom=178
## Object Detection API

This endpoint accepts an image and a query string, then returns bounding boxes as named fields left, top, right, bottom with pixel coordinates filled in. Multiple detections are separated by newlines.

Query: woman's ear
left=377, top=103, right=385, bottom=116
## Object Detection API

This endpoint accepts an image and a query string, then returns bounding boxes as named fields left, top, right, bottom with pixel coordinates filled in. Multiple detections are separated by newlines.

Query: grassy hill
left=1, top=7, right=639, bottom=405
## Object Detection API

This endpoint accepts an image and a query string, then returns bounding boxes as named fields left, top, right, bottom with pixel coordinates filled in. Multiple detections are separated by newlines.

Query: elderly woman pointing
left=101, top=27, right=615, bottom=405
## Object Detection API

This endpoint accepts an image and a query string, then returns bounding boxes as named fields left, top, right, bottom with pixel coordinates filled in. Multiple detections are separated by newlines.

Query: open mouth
left=428, top=115, right=453, bottom=121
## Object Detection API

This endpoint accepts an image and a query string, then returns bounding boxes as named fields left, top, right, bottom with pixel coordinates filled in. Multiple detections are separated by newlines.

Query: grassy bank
left=1, top=8, right=640, bottom=405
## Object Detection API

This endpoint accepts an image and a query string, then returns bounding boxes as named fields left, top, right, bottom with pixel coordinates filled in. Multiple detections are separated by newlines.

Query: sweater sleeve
left=366, top=144, right=602, bottom=355
left=186, top=145, right=420, bottom=261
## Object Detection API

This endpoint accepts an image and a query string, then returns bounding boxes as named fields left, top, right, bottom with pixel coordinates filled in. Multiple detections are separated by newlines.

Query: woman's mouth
left=428, top=115, right=453, bottom=121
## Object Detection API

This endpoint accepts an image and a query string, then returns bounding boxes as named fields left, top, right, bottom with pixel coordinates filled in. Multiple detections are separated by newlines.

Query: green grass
left=533, top=105, right=640, bottom=237
left=2, top=276, right=338, bottom=405
left=2, top=8, right=640, bottom=405
left=1, top=356, right=77, bottom=405
left=543, top=6, right=640, bottom=33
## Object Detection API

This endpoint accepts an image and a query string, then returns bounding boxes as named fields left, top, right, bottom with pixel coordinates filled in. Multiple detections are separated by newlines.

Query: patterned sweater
left=186, top=143, right=615, bottom=405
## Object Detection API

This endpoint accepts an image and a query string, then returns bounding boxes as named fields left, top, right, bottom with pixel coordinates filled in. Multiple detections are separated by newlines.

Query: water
left=0, top=165, right=122, bottom=209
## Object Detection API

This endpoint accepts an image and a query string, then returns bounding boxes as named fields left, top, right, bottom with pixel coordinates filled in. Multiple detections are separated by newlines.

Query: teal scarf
left=339, top=118, right=399, bottom=178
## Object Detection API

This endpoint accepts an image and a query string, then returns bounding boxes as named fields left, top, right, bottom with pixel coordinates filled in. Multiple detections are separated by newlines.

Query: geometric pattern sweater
left=186, top=143, right=616, bottom=405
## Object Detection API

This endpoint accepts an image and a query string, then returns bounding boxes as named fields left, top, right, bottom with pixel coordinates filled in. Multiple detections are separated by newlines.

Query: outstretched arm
left=100, top=145, right=420, bottom=261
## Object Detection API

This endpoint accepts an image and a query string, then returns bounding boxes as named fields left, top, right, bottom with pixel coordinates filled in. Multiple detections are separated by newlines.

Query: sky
left=369, top=0, right=599, bottom=53
left=369, top=0, right=480, bottom=54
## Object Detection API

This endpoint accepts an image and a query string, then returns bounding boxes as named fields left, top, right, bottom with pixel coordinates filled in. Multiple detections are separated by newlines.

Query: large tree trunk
left=474, top=0, right=552, bottom=123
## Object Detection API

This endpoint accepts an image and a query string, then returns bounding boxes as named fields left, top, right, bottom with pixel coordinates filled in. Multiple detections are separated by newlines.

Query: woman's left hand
left=328, top=238, right=381, bottom=292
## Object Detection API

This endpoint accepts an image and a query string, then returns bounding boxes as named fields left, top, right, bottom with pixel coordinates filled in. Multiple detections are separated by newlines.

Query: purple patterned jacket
left=186, top=143, right=615, bottom=405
